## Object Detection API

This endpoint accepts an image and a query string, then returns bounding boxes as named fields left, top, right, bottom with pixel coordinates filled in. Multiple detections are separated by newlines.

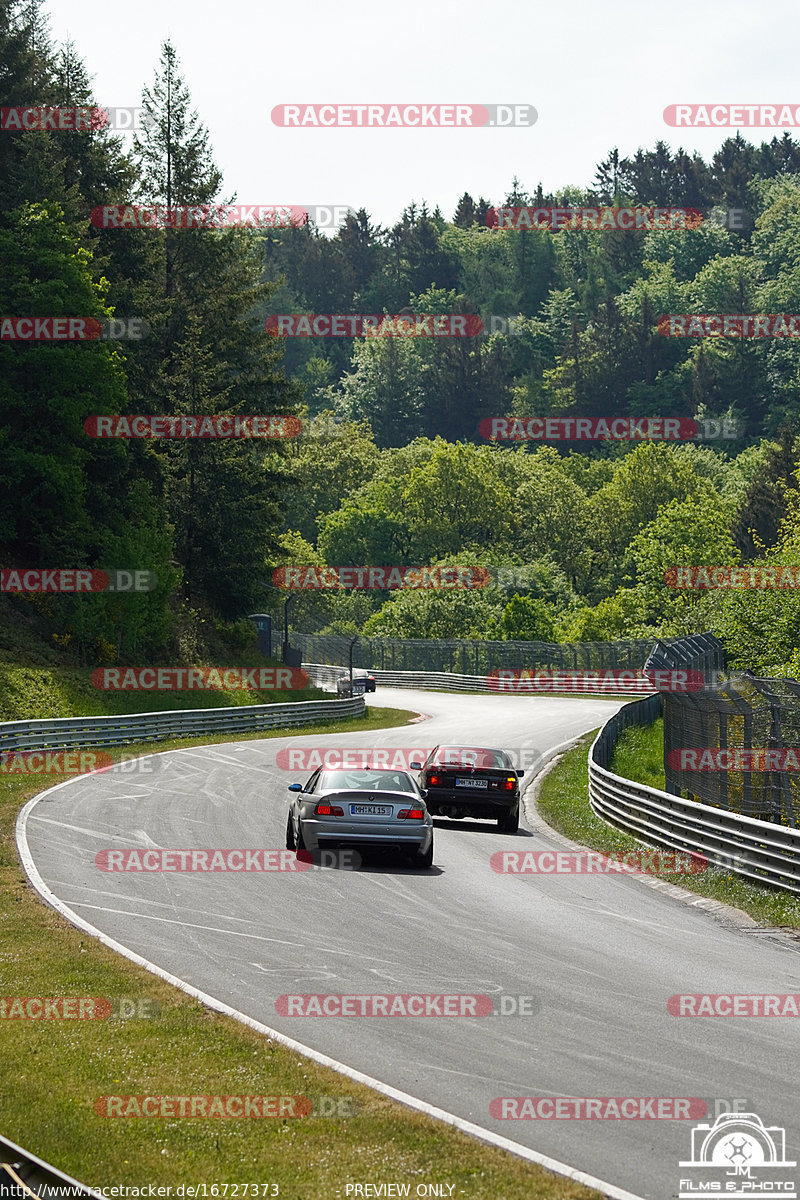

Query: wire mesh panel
left=285, top=632, right=697, bottom=675
left=647, top=636, right=800, bottom=829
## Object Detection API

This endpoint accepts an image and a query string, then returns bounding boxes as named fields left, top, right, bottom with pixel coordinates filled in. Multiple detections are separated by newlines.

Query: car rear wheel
left=498, top=805, right=519, bottom=833
left=285, top=812, right=296, bottom=850
left=412, top=839, right=434, bottom=869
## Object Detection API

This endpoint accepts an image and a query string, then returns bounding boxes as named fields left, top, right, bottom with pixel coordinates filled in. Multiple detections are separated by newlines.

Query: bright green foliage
left=492, top=595, right=558, bottom=642
left=625, top=495, right=740, bottom=631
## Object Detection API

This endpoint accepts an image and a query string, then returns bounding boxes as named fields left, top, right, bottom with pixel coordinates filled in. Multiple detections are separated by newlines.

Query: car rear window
left=320, top=769, right=416, bottom=793
left=433, top=747, right=509, bottom=769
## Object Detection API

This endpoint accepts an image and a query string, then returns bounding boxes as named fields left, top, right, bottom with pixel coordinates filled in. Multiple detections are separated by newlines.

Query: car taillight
left=398, top=808, right=425, bottom=820
left=428, top=773, right=442, bottom=787
left=315, top=803, right=344, bottom=816
left=501, top=776, right=516, bottom=791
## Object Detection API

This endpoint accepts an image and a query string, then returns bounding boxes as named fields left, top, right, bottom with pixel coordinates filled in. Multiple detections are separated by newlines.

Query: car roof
left=434, top=745, right=507, bottom=755
left=322, top=765, right=410, bottom=773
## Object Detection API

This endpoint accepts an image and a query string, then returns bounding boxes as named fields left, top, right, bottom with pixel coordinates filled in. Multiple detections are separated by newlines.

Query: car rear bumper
left=424, top=789, right=518, bottom=818
left=300, top=818, right=432, bottom=853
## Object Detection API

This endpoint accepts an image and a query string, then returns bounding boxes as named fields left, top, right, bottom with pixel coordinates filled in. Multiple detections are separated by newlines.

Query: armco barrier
left=588, top=695, right=800, bottom=895
left=302, top=663, right=656, bottom=695
left=0, top=697, right=364, bottom=755
left=0, top=1130, right=100, bottom=1197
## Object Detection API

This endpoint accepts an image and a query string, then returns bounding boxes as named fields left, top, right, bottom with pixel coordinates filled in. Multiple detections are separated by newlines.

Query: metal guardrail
left=302, top=663, right=657, bottom=694
left=0, top=697, right=365, bottom=755
left=0, top=1130, right=101, bottom=1198
left=588, top=696, right=800, bottom=896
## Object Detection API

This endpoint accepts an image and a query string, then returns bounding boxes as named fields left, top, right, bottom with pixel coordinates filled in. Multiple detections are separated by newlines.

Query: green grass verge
left=1, top=706, right=602, bottom=1200
left=0, top=663, right=332, bottom=721
left=536, top=730, right=800, bottom=930
left=608, top=718, right=667, bottom=791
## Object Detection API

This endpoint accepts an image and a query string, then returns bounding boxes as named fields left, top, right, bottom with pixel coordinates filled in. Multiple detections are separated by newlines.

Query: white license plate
left=350, top=804, right=390, bottom=815
left=455, top=778, right=488, bottom=789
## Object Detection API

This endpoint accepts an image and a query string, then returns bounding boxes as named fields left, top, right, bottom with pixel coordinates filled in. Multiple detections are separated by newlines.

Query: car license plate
left=455, top=777, right=488, bottom=789
left=350, top=804, right=390, bottom=815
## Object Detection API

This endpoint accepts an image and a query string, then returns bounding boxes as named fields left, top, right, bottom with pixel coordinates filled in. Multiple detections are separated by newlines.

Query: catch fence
left=279, top=631, right=719, bottom=677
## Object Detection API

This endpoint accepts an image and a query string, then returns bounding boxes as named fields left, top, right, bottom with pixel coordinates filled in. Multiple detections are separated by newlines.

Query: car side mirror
left=288, top=783, right=303, bottom=792
left=410, top=762, right=423, bottom=770
left=517, top=769, right=525, bottom=776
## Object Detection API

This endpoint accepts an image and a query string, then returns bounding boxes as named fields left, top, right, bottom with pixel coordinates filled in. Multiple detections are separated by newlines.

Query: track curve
left=19, top=690, right=800, bottom=1200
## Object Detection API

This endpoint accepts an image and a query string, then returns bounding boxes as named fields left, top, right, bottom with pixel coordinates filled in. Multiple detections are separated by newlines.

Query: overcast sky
left=41, top=0, right=800, bottom=229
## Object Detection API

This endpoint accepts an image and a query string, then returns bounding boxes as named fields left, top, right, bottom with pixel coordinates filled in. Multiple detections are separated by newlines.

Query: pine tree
left=734, top=427, right=800, bottom=557
left=454, top=192, right=478, bottom=228
left=128, top=41, right=299, bottom=615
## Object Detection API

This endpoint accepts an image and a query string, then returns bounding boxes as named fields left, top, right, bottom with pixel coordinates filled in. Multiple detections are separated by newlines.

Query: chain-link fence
left=276, top=631, right=717, bottom=676
left=648, top=640, right=800, bottom=828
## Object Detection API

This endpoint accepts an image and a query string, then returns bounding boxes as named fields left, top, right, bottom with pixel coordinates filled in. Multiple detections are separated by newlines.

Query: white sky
left=42, top=0, right=800, bottom=229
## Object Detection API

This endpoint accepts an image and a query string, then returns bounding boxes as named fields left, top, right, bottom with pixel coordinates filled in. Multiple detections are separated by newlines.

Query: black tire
left=498, top=805, right=519, bottom=833
left=296, top=820, right=307, bottom=852
left=413, top=839, right=434, bottom=869
left=285, top=811, right=296, bottom=850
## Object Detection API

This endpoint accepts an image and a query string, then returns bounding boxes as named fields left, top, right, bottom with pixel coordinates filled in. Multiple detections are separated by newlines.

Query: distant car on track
left=336, top=668, right=376, bottom=695
left=285, top=766, right=434, bottom=867
left=414, top=746, right=524, bottom=833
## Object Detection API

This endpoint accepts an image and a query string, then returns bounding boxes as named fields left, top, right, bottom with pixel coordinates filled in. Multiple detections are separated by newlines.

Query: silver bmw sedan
left=285, top=767, right=434, bottom=868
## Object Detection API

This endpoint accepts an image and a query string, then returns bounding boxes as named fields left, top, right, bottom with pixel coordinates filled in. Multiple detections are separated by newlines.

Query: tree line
left=3, top=0, right=800, bottom=675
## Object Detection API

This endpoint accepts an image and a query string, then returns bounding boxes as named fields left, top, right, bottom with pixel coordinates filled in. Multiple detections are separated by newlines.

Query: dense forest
left=4, top=0, right=800, bottom=676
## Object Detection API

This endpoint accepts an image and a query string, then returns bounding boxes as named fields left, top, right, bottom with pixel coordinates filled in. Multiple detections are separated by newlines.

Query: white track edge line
left=16, top=757, right=645, bottom=1200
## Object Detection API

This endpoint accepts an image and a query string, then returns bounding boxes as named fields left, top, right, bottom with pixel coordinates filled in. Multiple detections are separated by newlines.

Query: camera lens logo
left=679, top=1112, right=796, bottom=1198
